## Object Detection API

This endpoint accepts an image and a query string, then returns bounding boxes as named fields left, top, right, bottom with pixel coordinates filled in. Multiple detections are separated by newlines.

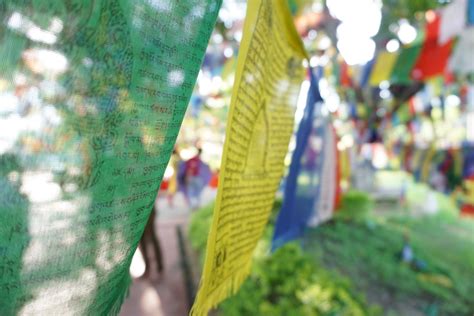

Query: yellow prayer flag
left=421, top=146, right=437, bottom=183
left=324, top=63, right=333, bottom=80
left=190, top=1, right=307, bottom=315
left=465, top=180, right=474, bottom=204
left=340, top=148, right=351, bottom=186
left=369, top=51, right=398, bottom=86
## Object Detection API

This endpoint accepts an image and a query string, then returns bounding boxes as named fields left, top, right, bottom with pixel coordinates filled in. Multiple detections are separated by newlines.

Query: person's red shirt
left=185, top=156, right=200, bottom=176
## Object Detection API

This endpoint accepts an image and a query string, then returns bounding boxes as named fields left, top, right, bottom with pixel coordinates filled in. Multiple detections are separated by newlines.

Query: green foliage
left=188, top=202, right=215, bottom=252
left=335, top=190, right=374, bottom=222
left=306, top=215, right=474, bottom=315
left=189, top=200, right=379, bottom=316
left=220, top=242, right=379, bottom=316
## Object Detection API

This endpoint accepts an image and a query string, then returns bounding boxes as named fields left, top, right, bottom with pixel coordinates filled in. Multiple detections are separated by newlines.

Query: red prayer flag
left=409, top=97, right=417, bottom=115
left=411, top=11, right=453, bottom=80
left=340, top=61, right=352, bottom=87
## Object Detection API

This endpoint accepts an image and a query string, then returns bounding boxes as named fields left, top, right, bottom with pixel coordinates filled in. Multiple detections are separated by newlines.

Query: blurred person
left=180, top=147, right=211, bottom=210
left=139, top=205, right=163, bottom=277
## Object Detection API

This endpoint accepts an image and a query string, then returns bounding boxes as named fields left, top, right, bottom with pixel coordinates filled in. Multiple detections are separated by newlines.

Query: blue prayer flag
left=468, top=0, right=474, bottom=24
left=272, top=69, right=326, bottom=250
left=360, top=58, right=375, bottom=88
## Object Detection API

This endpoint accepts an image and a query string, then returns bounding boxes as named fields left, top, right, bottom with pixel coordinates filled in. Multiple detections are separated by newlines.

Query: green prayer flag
left=390, top=32, right=425, bottom=84
left=0, top=1, right=221, bottom=314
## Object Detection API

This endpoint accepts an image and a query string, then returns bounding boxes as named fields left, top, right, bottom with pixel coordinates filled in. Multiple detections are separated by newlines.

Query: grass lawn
left=305, top=203, right=474, bottom=315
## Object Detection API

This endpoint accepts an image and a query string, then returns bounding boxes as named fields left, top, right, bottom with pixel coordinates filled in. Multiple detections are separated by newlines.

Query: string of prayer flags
left=389, top=82, right=425, bottom=110
left=0, top=1, right=221, bottom=315
left=392, top=144, right=474, bottom=194
left=272, top=69, right=324, bottom=251
left=461, top=177, right=474, bottom=215
left=190, top=0, right=307, bottom=314
left=390, top=33, right=424, bottom=84
left=411, top=12, right=453, bottom=80
left=453, top=150, right=464, bottom=180
left=339, top=147, right=352, bottom=188
left=444, top=149, right=464, bottom=190
left=316, top=2, right=471, bottom=89
left=410, top=148, right=424, bottom=181
left=332, top=57, right=341, bottom=85
left=340, top=61, right=353, bottom=88
left=368, top=51, right=398, bottom=86
left=421, top=147, right=437, bottom=183
left=463, top=145, right=474, bottom=178
left=359, top=58, right=375, bottom=88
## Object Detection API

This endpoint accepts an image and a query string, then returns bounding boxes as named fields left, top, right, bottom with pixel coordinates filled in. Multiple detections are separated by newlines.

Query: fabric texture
left=411, top=13, right=453, bottom=80
left=190, top=0, right=307, bottom=314
left=468, top=0, right=474, bottom=24
left=272, top=69, right=324, bottom=250
left=390, top=33, right=424, bottom=84
left=369, top=51, right=398, bottom=86
left=0, top=1, right=221, bottom=314
left=307, top=123, right=339, bottom=227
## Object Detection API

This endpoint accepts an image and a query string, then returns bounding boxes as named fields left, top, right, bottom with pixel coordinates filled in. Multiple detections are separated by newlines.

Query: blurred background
left=1, top=0, right=473, bottom=315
